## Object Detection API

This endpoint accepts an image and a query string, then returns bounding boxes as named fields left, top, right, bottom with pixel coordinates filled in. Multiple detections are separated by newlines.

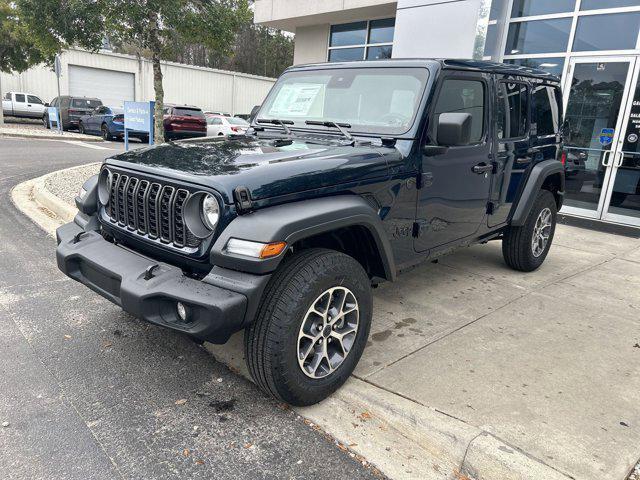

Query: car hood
left=106, top=136, right=393, bottom=204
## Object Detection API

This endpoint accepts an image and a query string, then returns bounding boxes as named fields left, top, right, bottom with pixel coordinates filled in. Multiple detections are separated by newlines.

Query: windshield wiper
left=305, top=120, right=353, bottom=141
left=257, top=118, right=294, bottom=135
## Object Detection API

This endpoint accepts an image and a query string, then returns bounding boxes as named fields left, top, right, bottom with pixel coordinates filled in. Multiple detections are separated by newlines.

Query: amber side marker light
left=225, top=238, right=287, bottom=259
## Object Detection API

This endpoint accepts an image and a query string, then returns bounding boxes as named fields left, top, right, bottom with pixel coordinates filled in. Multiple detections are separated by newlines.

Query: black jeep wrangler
left=56, top=59, right=565, bottom=406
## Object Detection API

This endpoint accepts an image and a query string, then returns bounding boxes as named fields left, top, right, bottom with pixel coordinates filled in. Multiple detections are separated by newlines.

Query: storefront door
left=561, top=56, right=640, bottom=226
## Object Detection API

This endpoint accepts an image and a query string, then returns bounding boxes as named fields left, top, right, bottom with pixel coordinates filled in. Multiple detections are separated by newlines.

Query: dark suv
left=163, top=104, right=207, bottom=140
left=56, top=59, right=565, bottom=406
left=44, top=96, right=103, bottom=131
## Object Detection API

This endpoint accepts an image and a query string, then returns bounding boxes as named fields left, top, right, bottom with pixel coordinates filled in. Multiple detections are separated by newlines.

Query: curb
left=0, top=131, right=106, bottom=142
left=13, top=164, right=574, bottom=480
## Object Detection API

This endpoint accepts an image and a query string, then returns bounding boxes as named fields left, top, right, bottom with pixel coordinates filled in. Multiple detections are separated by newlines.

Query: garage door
left=68, top=65, right=135, bottom=108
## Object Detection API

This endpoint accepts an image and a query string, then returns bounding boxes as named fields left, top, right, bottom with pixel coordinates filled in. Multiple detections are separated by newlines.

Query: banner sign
left=47, top=106, right=62, bottom=133
left=123, top=101, right=154, bottom=150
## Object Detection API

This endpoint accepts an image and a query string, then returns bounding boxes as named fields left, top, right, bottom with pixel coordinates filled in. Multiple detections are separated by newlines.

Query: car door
left=12, top=93, right=28, bottom=116
left=487, top=78, right=535, bottom=227
left=26, top=95, right=44, bottom=118
left=414, top=71, right=493, bottom=253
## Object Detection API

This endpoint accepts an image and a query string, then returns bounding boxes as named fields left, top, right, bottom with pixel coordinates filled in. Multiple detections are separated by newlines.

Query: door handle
left=602, top=150, right=613, bottom=167
left=613, top=151, right=624, bottom=168
left=472, top=163, right=493, bottom=174
left=516, top=156, right=532, bottom=164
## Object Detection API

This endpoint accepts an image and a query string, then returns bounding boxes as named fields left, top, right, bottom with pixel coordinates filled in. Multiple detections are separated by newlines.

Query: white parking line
left=61, top=140, right=113, bottom=150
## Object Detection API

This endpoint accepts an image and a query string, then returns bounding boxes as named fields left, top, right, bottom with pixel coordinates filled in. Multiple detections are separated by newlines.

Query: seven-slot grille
left=105, top=172, right=200, bottom=249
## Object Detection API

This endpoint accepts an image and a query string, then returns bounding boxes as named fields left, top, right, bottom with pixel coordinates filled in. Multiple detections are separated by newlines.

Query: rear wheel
left=78, top=121, right=85, bottom=134
left=101, top=124, right=111, bottom=141
left=43, top=116, right=49, bottom=129
left=244, top=248, right=372, bottom=406
left=502, top=190, right=557, bottom=272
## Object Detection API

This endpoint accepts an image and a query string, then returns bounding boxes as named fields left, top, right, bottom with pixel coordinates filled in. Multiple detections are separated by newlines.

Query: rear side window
left=531, top=85, right=559, bottom=136
left=432, top=79, right=486, bottom=143
left=496, top=82, right=528, bottom=139
left=15, top=94, right=26, bottom=103
left=4, top=93, right=9, bottom=100
left=27, top=95, right=43, bottom=104
left=207, top=117, right=223, bottom=125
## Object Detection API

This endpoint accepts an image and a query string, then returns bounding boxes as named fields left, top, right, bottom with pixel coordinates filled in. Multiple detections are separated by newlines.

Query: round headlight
left=201, top=194, right=220, bottom=230
left=98, top=168, right=112, bottom=205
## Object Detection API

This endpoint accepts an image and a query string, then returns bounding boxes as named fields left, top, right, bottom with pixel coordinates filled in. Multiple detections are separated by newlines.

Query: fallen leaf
left=183, top=449, right=190, bottom=457
left=102, top=341, right=113, bottom=349
left=244, top=443, right=253, bottom=449
left=64, top=335, right=72, bottom=340
left=358, top=411, right=372, bottom=421
left=175, top=399, right=188, bottom=406
left=195, top=459, right=204, bottom=465
left=349, top=443, right=358, bottom=447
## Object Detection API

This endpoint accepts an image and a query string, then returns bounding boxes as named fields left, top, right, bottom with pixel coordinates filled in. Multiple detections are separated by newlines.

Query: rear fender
left=511, top=160, right=565, bottom=226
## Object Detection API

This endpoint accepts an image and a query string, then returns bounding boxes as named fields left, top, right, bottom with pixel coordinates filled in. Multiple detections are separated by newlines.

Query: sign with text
left=124, top=101, right=154, bottom=150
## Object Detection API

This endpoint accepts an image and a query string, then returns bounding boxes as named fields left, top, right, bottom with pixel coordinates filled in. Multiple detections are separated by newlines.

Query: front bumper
left=56, top=221, right=266, bottom=343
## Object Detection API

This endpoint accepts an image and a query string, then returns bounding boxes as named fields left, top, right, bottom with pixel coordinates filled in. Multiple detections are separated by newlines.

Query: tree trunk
left=148, top=11, right=164, bottom=143
left=0, top=74, right=4, bottom=126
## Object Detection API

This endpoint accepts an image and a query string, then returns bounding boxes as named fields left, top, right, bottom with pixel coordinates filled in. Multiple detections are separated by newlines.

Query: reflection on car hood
left=106, top=136, right=394, bottom=204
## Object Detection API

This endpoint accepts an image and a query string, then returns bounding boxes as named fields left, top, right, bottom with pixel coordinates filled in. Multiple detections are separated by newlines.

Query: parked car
left=163, top=105, right=207, bottom=140
left=206, top=115, right=250, bottom=137
left=78, top=106, right=148, bottom=142
left=2, top=92, right=46, bottom=119
left=57, top=59, right=565, bottom=407
left=204, top=111, right=231, bottom=117
left=43, top=96, right=103, bottom=131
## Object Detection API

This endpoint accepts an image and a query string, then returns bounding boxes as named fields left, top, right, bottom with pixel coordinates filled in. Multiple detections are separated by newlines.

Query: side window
left=27, top=95, right=43, bottom=104
left=5, top=92, right=11, bottom=100
left=496, top=82, right=528, bottom=139
left=51, top=98, right=58, bottom=107
left=531, top=85, right=558, bottom=136
left=15, top=94, right=26, bottom=103
left=432, top=78, right=485, bottom=144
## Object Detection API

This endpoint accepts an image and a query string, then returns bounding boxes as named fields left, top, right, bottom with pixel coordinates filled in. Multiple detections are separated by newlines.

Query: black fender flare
left=511, top=160, right=565, bottom=226
left=210, top=195, right=396, bottom=280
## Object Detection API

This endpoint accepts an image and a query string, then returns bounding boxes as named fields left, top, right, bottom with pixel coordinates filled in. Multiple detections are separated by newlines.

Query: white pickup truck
left=2, top=92, right=46, bottom=119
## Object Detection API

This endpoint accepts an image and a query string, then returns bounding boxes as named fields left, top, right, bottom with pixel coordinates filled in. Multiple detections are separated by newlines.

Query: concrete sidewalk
left=0, top=124, right=105, bottom=142
left=13, top=165, right=640, bottom=480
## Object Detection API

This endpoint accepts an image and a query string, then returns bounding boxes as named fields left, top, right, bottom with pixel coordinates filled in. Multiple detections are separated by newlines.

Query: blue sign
left=599, top=128, right=615, bottom=146
left=123, top=101, right=155, bottom=150
left=47, top=106, right=62, bottom=132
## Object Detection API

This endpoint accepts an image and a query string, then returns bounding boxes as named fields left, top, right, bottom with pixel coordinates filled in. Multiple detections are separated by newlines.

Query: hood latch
left=234, top=186, right=253, bottom=214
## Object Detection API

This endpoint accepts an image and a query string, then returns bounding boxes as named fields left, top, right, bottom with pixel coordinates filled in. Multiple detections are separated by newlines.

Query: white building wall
left=0, top=49, right=276, bottom=115
left=393, top=0, right=484, bottom=59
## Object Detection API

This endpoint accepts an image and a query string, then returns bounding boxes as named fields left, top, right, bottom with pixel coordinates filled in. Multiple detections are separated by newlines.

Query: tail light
left=560, top=151, right=567, bottom=166
left=68, top=109, right=80, bottom=115
left=231, top=126, right=241, bottom=133
left=113, top=115, right=124, bottom=123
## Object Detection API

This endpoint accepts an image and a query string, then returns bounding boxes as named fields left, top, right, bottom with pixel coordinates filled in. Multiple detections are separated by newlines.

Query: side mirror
left=436, top=112, right=473, bottom=147
left=44, top=102, right=49, bottom=107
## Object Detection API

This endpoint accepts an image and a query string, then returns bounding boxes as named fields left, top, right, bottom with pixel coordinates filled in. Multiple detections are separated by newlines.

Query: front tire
left=78, top=121, right=85, bottom=134
left=502, top=190, right=557, bottom=272
left=244, top=248, right=372, bottom=406
left=101, top=124, right=112, bottom=141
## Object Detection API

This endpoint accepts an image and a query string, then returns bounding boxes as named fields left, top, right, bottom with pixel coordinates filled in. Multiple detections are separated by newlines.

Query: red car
left=162, top=104, right=207, bottom=140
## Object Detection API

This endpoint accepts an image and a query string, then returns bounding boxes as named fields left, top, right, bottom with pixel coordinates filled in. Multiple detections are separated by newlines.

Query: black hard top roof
left=288, top=58, right=560, bottom=83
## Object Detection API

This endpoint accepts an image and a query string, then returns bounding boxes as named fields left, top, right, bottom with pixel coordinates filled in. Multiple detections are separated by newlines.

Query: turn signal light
left=560, top=151, right=567, bottom=165
left=226, top=239, right=287, bottom=259
left=260, top=242, right=287, bottom=258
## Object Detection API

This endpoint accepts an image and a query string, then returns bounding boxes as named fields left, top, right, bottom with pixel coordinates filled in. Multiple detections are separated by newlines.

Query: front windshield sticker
left=269, top=83, right=324, bottom=117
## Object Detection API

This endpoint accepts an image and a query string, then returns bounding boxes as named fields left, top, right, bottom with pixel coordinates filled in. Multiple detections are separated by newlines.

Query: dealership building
left=255, top=0, right=640, bottom=228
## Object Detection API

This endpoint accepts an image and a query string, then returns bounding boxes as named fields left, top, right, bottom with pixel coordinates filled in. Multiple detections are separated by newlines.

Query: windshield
left=72, top=99, right=102, bottom=109
left=258, top=67, right=429, bottom=135
left=228, top=117, right=249, bottom=126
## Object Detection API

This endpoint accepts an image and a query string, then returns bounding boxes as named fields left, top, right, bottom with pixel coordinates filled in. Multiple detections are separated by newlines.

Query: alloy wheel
left=531, top=207, right=552, bottom=257
left=297, top=287, right=359, bottom=379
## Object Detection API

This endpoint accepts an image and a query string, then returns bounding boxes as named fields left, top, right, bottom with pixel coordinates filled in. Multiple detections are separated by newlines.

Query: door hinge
left=417, top=172, right=433, bottom=190
left=412, top=222, right=420, bottom=238
left=234, top=186, right=253, bottom=213
left=486, top=202, right=496, bottom=215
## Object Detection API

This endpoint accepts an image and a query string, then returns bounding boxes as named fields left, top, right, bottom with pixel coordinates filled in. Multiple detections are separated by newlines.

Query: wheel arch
left=210, top=195, right=396, bottom=282
left=511, top=160, right=565, bottom=227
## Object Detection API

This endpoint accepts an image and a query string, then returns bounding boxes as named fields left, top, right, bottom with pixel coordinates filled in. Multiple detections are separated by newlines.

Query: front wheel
left=244, top=249, right=372, bottom=406
left=502, top=190, right=557, bottom=272
left=101, top=124, right=112, bottom=141
left=78, top=122, right=85, bottom=134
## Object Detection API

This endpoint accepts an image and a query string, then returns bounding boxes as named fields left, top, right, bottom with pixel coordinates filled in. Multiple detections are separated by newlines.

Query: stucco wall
left=293, top=25, right=331, bottom=65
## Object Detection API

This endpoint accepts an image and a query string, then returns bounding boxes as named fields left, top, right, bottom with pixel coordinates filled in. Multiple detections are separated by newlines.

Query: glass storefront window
left=511, top=0, right=575, bottom=18
left=367, top=45, right=393, bottom=60
left=581, top=0, right=640, bottom=10
left=505, top=57, right=565, bottom=77
left=369, top=18, right=395, bottom=44
left=330, top=22, right=367, bottom=47
left=484, top=24, right=498, bottom=57
left=489, top=0, right=506, bottom=21
left=328, top=48, right=365, bottom=62
left=505, top=18, right=572, bottom=55
left=328, top=19, right=394, bottom=62
left=573, top=12, right=640, bottom=52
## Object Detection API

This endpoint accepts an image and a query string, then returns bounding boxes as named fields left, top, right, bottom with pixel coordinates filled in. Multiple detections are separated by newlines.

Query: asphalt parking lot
left=0, top=137, right=382, bottom=480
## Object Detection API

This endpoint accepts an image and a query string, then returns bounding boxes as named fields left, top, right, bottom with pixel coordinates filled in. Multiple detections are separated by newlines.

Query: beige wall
left=293, top=25, right=330, bottom=65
